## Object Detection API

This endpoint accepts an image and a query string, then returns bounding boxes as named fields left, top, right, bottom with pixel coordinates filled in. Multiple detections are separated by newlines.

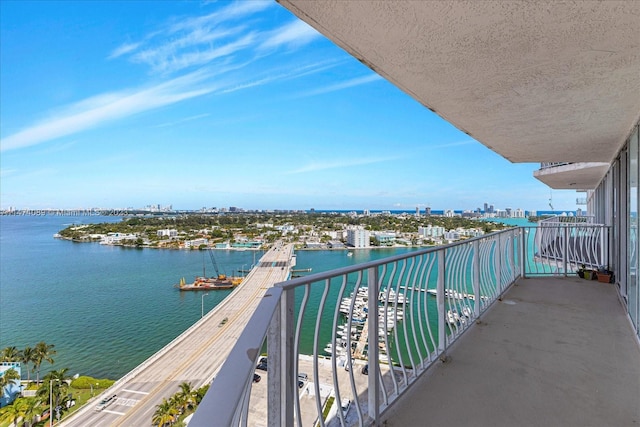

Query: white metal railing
left=539, top=162, right=572, bottom=169
left=189, top=223, right=609, bottom=426
left=526, top=223, right=609, bottom=274
left=190, top=228, right=522, bottom=426
left=538, top=215, right=596, bottom=224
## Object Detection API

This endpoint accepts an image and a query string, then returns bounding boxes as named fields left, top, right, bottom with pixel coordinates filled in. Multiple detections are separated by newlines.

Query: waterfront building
left=373, top=232, right=396, bottom=246
left=157, top=229, right=178, bottom=238
left=184, top=238, right=208, bottom=248
left=443, top=209, right=454, bottom=217
left=0, top=362, right=21, bottom=408
left=424, top=206, right=431, bottom=216
left=418, top=225, right=445, bottom=238
left=346, top=226, right=370, bottom=248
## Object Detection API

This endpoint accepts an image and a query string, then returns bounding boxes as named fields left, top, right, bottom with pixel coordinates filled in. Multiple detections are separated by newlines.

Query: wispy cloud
left=108, top=42, right=143, bottom=59
left=1, top=70, right=219, bottom=152
left=294, top=74, right=383, bottom=98
left=285, top=155, right=402, bottom=175
left=258, top=20, right=322, bottom=50
left=109, top=1, right=305, bottom=76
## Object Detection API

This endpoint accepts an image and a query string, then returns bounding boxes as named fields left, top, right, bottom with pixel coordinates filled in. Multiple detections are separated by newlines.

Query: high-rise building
left=346, top=226, right=370, bottom=248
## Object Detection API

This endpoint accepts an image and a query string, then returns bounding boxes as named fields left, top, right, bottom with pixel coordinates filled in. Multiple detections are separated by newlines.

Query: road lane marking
left=116, top=398, right=139, bottom=407
left=103, top=409, right=126, bottom=416
left=121, top=389, right=149, bottom=395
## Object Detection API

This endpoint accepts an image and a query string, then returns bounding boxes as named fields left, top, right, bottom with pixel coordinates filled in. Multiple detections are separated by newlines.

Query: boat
left=175, top=249, right=244, bottom=291
left=175, top=275, right=243, bottom=291
left=427, top=288, right=489, bottom=301
left=347, top=252, right=353, bottom=257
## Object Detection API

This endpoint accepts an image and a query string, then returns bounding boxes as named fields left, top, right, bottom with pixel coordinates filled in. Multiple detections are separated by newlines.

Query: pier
left=61, top=242, right=294, bottom=427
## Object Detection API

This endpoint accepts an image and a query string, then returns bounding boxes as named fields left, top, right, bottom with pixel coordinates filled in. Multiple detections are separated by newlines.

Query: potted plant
left=596, top=266, right=614, bottom=283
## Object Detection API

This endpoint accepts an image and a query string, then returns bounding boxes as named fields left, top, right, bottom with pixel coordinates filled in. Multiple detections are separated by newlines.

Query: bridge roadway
left=62, top=242, right=294, bottom=427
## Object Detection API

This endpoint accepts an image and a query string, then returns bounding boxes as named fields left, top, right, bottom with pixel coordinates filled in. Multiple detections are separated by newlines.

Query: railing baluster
left=437, top=249, right=446, bottom=354
left=367, top=266, right=380, bottom=423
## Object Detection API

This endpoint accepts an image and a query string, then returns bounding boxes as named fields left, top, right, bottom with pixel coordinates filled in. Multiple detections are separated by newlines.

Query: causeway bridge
left=61, top=242, right=294, bottom=427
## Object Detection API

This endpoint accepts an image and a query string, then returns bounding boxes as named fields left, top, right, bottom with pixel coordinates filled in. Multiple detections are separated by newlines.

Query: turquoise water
left=0, top=216, right=420, bottom=379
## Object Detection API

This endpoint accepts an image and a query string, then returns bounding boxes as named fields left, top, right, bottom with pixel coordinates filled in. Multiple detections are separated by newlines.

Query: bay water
left=0, top=216, right=422, bottom=379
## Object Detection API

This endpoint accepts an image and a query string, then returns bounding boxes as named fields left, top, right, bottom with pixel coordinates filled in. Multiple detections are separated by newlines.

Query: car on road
left=340, top=398, right=351, bottom=417
left=95, top=394, right=117, bottom=412
left=361, top=364, right=368, bottom=375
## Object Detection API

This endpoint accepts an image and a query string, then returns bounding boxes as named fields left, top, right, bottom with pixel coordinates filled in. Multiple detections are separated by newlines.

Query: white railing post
left=600, top=225, right=606, bottom=269
left=437, top=249, right=446, bottom=352
left=367, top=266, right=380, bottom=422
left=495, top=234, right=502, bottom=296
left=473, top=240, right=480, bottom=318
left=520, top=228, right=527, bottom=278
left=267, top=288, right=294, bottom=426
left=563, top=225, right=569, bottom=276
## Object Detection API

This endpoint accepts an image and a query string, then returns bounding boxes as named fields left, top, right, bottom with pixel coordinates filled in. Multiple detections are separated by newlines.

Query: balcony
left=189, top=224, right=639, bottom=426
left=533, top=162, right=610, bottom=190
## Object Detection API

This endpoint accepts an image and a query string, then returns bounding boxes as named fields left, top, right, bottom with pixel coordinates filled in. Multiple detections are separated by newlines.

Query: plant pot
left=583, top=271, right=593, bottom=280
left=597, top=273, right=613, bottom=283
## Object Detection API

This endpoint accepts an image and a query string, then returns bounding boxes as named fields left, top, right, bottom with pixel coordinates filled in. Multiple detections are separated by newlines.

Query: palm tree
left=0, top=367, right=21, bottom=390
left=21, top=346, right=35, bottom=384
left=23, top=397, right=42, bottom=427
left=194, top=384, right=209, bottom=405
left=33, top=342, right=56, bottom=384
left=152, top=398, right=178, bottom=426
left=0, top=397, right=29, bottom=427
left=175, top=382, right=194, bottom=414
left=37, top=369, right=70, bottom=418
left=1, top=346, right=21, bottom=362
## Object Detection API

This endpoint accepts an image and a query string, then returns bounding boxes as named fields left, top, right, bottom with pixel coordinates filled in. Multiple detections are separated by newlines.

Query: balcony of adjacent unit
left=188, top=222, right=640, bottom=427
left=533, top=162, right=611, bottom=191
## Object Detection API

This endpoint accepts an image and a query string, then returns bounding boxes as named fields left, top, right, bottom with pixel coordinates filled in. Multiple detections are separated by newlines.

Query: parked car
left=253, top=373, right=261, bottom=383
left=361, top=364, right=368, bottom=375
left=298, top=372, right=308, bottom=382
left=256, top=361, right=267, bottom=371
left=341, top=398, right=351, bottom=417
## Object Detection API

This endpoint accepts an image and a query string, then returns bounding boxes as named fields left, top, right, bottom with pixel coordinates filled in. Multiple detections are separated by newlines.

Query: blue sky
left=0, top=0, right=578, bottom=212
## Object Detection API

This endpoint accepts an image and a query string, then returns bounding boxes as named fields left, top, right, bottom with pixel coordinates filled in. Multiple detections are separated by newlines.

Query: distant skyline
left=0, top=1, right=580, bottom=211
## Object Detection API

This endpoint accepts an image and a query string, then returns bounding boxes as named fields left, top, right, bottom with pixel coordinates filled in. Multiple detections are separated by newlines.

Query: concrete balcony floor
left=382, top=276, right=640, bottom=427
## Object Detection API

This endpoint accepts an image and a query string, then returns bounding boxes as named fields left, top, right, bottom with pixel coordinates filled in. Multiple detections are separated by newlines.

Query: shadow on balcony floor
left=382, top=276, right=640, bottom=427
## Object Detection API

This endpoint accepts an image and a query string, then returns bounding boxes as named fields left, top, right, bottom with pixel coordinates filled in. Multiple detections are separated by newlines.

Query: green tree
left=33, top=342, right=56, bottom=384
left=0, top=367, right=21, bottom=390
left=37, top=368, right=70, bottom=416
left=1, top=346, right=21, bottom=362
left=21, top=346, right=35, bottom=384
left=152, top=397, right=178, bottom=426
left=175, top=382, right=194, bottom=414
left=0, top=397, right=29, bottom=427
left=194, top=384, right=209, bottom=405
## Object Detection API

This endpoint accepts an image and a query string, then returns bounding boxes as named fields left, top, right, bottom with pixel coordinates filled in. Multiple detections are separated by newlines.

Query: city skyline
left=0, top=1, right=581, bottom=211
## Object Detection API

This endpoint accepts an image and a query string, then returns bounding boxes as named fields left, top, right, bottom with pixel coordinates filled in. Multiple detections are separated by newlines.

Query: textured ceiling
left=279, top=0, right=640, bottom=164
